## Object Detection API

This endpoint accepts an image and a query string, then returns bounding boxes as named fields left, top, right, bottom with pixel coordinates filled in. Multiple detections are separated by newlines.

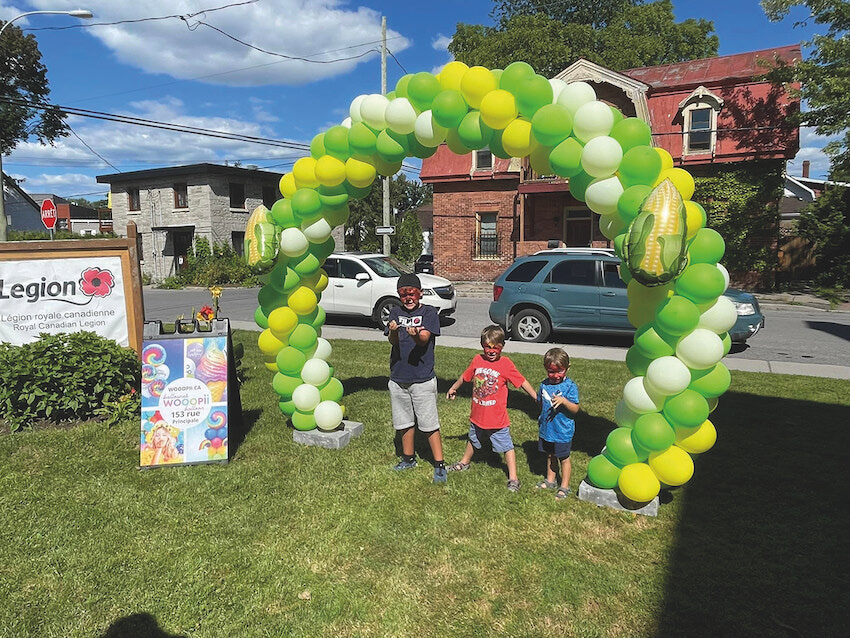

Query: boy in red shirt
left=446, top=325, right=537, bottom=491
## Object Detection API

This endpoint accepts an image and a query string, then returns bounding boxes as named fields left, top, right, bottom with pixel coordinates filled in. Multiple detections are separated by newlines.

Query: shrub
left=0, top=332, right=140, bottom=432
left=173, top=238, right=258, bottom=287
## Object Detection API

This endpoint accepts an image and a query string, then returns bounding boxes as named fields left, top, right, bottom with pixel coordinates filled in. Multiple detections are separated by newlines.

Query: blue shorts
left=538, top=438, right=572, bottom=459
left=468, top=424, right=514, bottom=453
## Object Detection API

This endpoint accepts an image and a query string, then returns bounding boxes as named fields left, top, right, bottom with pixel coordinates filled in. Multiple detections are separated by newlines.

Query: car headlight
left=422, top=288, right=435, bottom=296
left=734, top=302, right=756, bottom=316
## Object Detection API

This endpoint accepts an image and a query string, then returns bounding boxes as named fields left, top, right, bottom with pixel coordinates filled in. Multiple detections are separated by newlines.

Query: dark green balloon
left=254, top=305, right=269, bottom=329
left=605, top=427, right=649, bottom=467
left=318, top=184, right=349, bottom=209
left=618, top=145, right=662, bottom=189
left=568, top=170, right=594, bottom=202
left=291, top=188, right=322, bottom=219
left=675, top=263, right=727, bottom=305
left=663, top=389, right=709, bottom=429
left=344, top=181, right=373, bottom=200
left=625, top=345, right=653, bottom=376
left=689, top=362, right=731, bottom=398
left=488, top=129, right=512, bottom=159
left=407, top=133, right=439, bottom=159
left=632, top=413, right=676, bottom=452
left=407, top=72, right=442, bottom=111
left=257, top=284, right=287, bottom=310
left=445, top=128, right=472, bottom=155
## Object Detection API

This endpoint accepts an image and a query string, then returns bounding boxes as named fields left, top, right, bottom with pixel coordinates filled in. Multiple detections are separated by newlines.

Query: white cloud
left=0, top=3, right=27, bottom=23
left=787, top=126, right=840, bottom=179
left=432, top=34, right=451, bottom=52
left=28, top=0, right=410, bottom=86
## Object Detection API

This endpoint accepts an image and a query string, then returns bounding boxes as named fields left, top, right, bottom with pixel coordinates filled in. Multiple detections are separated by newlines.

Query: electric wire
left=67, top=124, right=121, bottom=172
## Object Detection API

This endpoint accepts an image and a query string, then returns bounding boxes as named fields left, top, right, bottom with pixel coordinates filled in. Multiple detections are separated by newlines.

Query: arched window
left=678, top=86, right=723, bottom=156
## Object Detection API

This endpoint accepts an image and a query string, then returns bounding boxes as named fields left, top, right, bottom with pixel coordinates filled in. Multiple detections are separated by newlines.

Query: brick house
left=420, top=46, right=801, bottom=281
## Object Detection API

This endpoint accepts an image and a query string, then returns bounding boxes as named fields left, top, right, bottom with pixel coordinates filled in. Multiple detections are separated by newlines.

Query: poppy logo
left=80, top=267, right=115, bottom=298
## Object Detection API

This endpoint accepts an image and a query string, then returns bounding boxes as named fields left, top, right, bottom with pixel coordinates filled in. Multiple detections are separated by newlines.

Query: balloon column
left=244, top=61, right=731, bottom=468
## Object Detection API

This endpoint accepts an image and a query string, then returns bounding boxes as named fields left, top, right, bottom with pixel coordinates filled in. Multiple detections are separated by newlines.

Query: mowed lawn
left=1, top=331, right=848, bottom=637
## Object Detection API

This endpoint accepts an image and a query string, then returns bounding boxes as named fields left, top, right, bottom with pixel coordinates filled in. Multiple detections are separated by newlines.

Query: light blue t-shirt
left=538, top=377, right=579, bottom=443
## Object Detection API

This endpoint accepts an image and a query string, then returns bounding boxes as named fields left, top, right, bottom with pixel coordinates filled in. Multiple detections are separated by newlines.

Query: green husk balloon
left=244, top=205, right=279, bottom=273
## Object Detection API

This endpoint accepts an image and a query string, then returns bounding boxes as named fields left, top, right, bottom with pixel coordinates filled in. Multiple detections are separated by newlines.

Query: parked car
left=489, top=249, right=764, bottom=343
left=414, top=253, right=434, bottom=275
left=320, top=252, right=457, bottom=327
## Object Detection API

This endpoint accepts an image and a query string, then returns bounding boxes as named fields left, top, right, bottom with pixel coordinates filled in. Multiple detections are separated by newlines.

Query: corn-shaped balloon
left=624, top=179, right=688, bottom=287
left=244, top=205, right=279, bottom=273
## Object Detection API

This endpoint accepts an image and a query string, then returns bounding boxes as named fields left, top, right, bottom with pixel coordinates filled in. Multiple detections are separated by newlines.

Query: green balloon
left=344, top=181, right=373, bottom=200
left=318, top=184, right=349, bottom=209
left=633, top=413, right=676, bottom=452
left=273, top=372, right=302, bottom=399
left=254, top=305, right=269, bottom=329
left=311, top=305, right=326, bottom=330
left=531, top=104, right=573, bottom=147
left=617, top=185, right=652, bottom=225
left=499, top=61, right=535, bottom=95
left=386, top=90, right=397, bottom=101
left=310, top=133, right=326, bottom=159
left=407, top=72, right=442, bottom=111
left=720, top=331, right=732, bottom=356
left=634, top=324, right=677, bottom=358
left=319, top=377, right=344, bottom=403
left=529, top=144, right=553, bottom=175
left=373, top=155, right=402, bottom=177
left=376, top=129, right=409, bottom=163
left=625, top=345, right=653, bottom=376
left=568, top=170, right=594, bottom=202
left=655, top=296, right=700, bottom=336
left=618, top=145, right=662, bottom=189
left=431, top=90, right=468, bottom=129
left=457, top=111, right=493, bottom=150
left=291, top=188, right=322, bottom=219
left=605, top=427, right=649, bottom=467
left=613, top=232, right=627, bottom=260
left=675, top=263, right=726, bottom=305
left=395, top=74, right=413, bottom=98
left=488, top=129, right=512, bottom=159
left=278, top=399, right=297, bottom=417
left=515, top=74, right=553, bottom=119
left=610, top=118, right=652, bottom=152
left=610, top=106, right=625, bottom=125
left=348, top=122, right=378, bottom=157
left=689, top=362, right=731, bottom=398
left=289, top=323, right=318, bottom=351
left=587, top=454, right=622, bottom=489
left=276, top=346, right=306, bottom=375
left=688, top=228, right=726, bottom=264
left=549, top=137, right=583, bottom=178
left=407, top=133, right=439, bottom=159
left=324, top=126, right=350, bottom=161
left=663, top=389, right=709, bottom=429
left=268, top=261, right=300, bottom=294
left=292, top=409, right=317, bottom=431
left=270, top=198, right=297, bottom=228
left=258, top=284, right=287, bottom=310
left=324, top=203, right=350, bottom=227
left=291, top=250, right=321, bottom=276
left=491, top=68, right=503, bottom=82
left=445, top=128, right=472, bottom=155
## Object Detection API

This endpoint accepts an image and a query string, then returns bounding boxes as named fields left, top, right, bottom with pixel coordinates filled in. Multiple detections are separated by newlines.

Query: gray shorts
left=388, top=378, right=440, bottom=432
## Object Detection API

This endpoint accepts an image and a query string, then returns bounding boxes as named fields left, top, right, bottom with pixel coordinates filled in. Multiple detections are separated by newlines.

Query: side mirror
left=355, top=272, right=371, bottom=282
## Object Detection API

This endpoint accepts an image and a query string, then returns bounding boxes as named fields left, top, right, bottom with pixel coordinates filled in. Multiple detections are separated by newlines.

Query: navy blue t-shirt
left=385, top=303, right=441, bottom=383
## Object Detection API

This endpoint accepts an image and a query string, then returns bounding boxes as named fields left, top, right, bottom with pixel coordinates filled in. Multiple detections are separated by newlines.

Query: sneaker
left=507, top=479, right=521, bottom=492
left=393, top=458, right=417, bottom=471
left=433, top=466, right=448, bottom=483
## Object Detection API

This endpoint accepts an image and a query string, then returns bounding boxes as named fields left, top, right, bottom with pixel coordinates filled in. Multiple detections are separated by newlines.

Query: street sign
left=376, top=226, right=395, bottom=235
left=40, top=199, right=57, bottom=230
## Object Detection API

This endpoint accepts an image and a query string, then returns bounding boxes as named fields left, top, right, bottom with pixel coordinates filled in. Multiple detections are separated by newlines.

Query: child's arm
left=518, top=379, right=538, bottom=400
left=387, top=319, right=400, bottom=346
left=406, top=326, right=431, bottom=345
left=446, top=375, right=465, bottom=400
left=551, top=395, right=579, bottom=415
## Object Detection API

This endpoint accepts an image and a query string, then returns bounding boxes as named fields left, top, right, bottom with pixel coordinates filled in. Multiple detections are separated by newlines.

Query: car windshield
left=362, top=255, right=412, bottom=278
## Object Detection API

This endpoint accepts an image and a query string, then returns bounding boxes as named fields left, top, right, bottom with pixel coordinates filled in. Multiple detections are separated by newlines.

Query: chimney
left=802, top=160, right=810, bottom=178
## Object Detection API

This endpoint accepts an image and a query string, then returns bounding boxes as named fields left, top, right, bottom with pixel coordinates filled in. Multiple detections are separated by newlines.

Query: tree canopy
left=448, top=0, right=719, bottom=77
left=0, top=22, right=67, bottom=156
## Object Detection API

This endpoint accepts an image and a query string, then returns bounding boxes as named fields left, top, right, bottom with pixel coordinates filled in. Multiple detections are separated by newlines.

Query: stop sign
left=41, top=199, right=57, bottom=230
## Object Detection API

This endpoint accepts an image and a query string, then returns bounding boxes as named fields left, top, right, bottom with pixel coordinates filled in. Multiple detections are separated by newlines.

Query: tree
left=795, top=184, right=850, bottom=286
left=762, top=1, right=850, bottom=177
left=395, top=211, right=424, bottom=263
left=448, top=0, right=719, bottom=77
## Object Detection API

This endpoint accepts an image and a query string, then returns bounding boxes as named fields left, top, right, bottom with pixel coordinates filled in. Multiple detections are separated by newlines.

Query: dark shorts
left=538, top=438, right=572, bottom=459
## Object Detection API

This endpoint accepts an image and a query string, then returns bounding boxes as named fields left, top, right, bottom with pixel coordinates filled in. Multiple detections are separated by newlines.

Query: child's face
left=398, top=286, right=422, bottom=310
left=545, top=363, right=567, bottom=383
left=481, top=342, right=503, bottom=362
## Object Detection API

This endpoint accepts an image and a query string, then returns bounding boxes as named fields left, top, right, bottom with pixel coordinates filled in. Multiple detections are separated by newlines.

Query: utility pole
left=381, top=16, right=391, bottom=256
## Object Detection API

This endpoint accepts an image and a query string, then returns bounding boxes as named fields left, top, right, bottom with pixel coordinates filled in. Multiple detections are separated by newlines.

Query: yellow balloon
left=501, top=118, right=538, bottom=158
left=345, top=157, right=377, bottom=189
left=439, top=60, right=469, bottom=91
left=258, top=329, right=285, bottom=355
left=655, top=147, right=674, bottom=172
left=279, top=173, right=298, bottom=199
left=264, top=360, right=279, bottom=372
left=655, top=167, right=695, bottom=200
left=675, top=419, right=717, bottom=454
left=618, top=462, right=661, bottom=502
left=315, top=155, right=347, bottom=187
left=268, top=306, right=299, bottom=339
left=460, top=66, right=498, bottom=109
left=648, top=445, right=694, bottom=486
left=288, top=286, right=318, bottom=315
left=627, top=279, right=673, bottom=308
left=479, top=89, right=518, bottom=130
left=292, top=157, right=320, bottom=189
left=684, top=200, right=707, bottom=239
left=301, top=269, right=329, bottom=293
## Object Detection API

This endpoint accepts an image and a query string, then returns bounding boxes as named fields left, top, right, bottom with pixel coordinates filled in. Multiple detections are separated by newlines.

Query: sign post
left=40, top=198, right=57, bottom=239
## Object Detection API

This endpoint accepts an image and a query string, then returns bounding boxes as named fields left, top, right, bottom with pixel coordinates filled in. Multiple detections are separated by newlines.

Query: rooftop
left=97, top=163, right=284, bottom=184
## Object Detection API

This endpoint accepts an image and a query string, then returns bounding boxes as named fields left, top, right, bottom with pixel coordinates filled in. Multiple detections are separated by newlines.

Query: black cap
left=397, top=273, right=422, bottom=290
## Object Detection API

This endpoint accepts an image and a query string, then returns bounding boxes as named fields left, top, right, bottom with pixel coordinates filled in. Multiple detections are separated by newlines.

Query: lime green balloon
left=515, top=73, right=553, bottom=119
left=278, top=399, right=297, bottom=417
left=610, top=118, right=652, bottom=152
left=376, top=129, right=409, bottom=163
left=254, top=305, right=269, bottom=329
left=499, top=61, right=535, bottom=95
left=689, top=362, right=731, bottom=398
left=395, top=74, right=413, bottom=98
left=324, top=125, right=350, bottom=160
left=276, top=346, right=306, bottom=375
left=675, top=263, right=727, bottom=305
left=407, top=133, right=439, bottom=159
left=625, top=345, right=652, bottom=376
left=655, top=296, right=700, bottom=336
left=568, top=170, right=594, bottom=201
left=605, top=427, right=649, bottom=467
left=613, top=232, right=627, bottom=260
left=290, top=250, right=321, bottom=276
left=531, top=104, right=573, bottom=147
left=632, top=413, right=676, bottom=452
left=310, top=133, right=326, bottom=159
left=291, top=188, right=322, bottom=219
left=457, top=111, right=493, bottom=150
left=587, top=454, right=622, bottom=489
left=445, top=128, right=472, bottom=155
left=549, top=137, right=583, bottom=178
left=617, top=185, right=652, bottom=225
left=618, top=145, right=662, bottom=188
left=311, top=305, right=326, bottom=330
left=688, top=228, right=726, bottom=264
left=289, top=323, right=318, bottom=351
left=407, top=72, right=442, bottom=112
left=318, top=184, right=349, bottom=209
left=431, top=90, right=468, bottom=129
left=634, top=324, right=677, bottom=358
left=663, top=389, right=709, bottom=429
left=273, top=372, right=302, bottom=399
left=270, top=198, right=297, bottom=228
left=610, top=106, right=624, bottom=125
left=318, top=377, right=344, bottom=403
left=269, top=262, right=300, bottom=294
left=720, top=331, right=732, bottom=356
left=348, top=122, right=378, bottom=158
left=292, top=409, right=317, bottom=431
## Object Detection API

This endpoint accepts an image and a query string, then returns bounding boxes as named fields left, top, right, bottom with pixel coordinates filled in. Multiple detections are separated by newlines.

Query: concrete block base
left=293, top=421, right=364, bottom=450
left=342, top=420, right=364, bottom=438
left=577, top=480, right=659, bottom=517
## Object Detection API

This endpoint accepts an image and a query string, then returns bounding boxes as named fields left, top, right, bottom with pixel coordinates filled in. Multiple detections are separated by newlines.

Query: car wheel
left=375, top=297, right=402, bottom=328
left=512, top=309, right=551, bottom=343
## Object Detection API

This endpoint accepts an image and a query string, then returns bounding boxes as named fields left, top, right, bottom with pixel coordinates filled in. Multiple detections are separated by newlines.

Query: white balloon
left=301, top=358, right=331, bottom=386
left=349, top=95, right=367, bottom=122
left=716, top=263, right=730, bottom=291
left=314, top=400, right=344, bottom=431
left=360, top=94, right=389, bottom=130
left=584, top=176, right=624, bottom=216
left=645, top=355, right=692, bottom=396
left=385, top=97, right=418, bottom=135
left=614, top=399, right=639, bottom=428
left=581, top=136, right=623, bottom=178
left=676, top=328, right=724, bottom=370
left=572, top=100, right=615, bottom=143
left=414, top=110, right=447, bottom=147
left=623, top=376, right=664, bottom=414
left=292, top=383, right=321, bottom=412
left=698, top=296, right=737, bottom=334
left=280, top=227, right=309, bottom=257
left=301, top=217, right=332, bottom=243
left=341, top=117, right=352, bottom=129
left=154, top=364, right=170, bottom=380
left=313, top=337, right=333, bottom=361
left=556, top=81, right=596, bottom=115
left=549, top=78, right=568, bottom=103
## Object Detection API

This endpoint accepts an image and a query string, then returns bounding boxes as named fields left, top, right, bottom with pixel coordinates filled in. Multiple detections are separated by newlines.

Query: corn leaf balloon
left=623, top=179, right=688, bottom=287
left=244, top=205, right=279, bottom=273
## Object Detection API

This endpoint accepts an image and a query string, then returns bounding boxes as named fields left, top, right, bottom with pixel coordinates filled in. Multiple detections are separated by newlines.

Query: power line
left=386, top=48, right=408, bottom=75
left=67, top=124, right=122, bottom=172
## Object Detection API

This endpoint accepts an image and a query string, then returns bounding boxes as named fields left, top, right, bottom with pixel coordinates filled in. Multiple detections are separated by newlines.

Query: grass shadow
left=99, top=612, right=185, bottom=638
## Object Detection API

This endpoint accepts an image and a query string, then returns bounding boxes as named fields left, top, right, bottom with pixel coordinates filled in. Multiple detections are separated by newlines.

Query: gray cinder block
left=293, top=428, right=352, bottom=450
left=577, top=480, right=659, bottom=517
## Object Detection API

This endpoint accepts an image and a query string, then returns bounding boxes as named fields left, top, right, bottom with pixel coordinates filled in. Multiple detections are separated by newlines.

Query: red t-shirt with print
left=462, top=354, right=527, bottom=430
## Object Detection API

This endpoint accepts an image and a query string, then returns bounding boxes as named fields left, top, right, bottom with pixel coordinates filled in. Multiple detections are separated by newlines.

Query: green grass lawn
left=1, top=331, right=849, bottom=637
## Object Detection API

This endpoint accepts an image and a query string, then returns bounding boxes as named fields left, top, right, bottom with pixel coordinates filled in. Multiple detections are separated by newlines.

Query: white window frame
left=678, top=86, right=723, bottom=157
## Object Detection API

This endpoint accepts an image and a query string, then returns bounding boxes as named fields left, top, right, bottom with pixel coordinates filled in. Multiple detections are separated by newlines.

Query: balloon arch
left=244, top=61, right=732, bottom=504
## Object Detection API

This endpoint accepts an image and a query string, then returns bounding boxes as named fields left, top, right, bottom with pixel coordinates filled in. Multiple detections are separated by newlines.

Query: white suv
left=320, top=252, right=457, bottom=326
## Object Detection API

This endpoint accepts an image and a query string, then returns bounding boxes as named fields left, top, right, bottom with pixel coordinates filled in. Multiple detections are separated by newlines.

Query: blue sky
left=0, top=0, right=832, bottom=201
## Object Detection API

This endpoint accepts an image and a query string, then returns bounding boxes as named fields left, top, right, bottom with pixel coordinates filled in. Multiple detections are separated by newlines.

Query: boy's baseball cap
left=396, top=273, right=422, bottom=290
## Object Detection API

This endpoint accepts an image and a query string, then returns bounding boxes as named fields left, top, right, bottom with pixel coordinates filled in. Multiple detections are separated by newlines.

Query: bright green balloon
left=407, top=133, right=439, bottom=159
left=292, top=409, right=317, bottom=431
left=531, top=104, right=573, bottom=147
left=290, top=250, right=321, bottom=276
left=489, top=129, right=512, bottom=159
left=720, top=331, right=732, bottom=356
left=605, top=427, right=649, bottom=467
left=319, top=377, right=344, bottom=403
left=499, top=61, right=535, bottom=95
left=633, top=413, right=676, bottom=452
left=273, top=372, right=302, bottom=399
left=689, top=362, right=731, bottom=398
left=407, top=72, right=442, bottom=111
left=625, top=345, right=652, bottom=376
left=276, top=346, right=306, bottom=375
left=587, top=454, right=622, bottom=489
left=268, top=262, right=300, bottom=294
left=376, top=129, right=409, bottom=163
left=270, top=198, right=297, bottom=228
left=289, top=323, right=318, bottom=351
left=348, top=122, right=378, bottom=157
left=457, top=111, right=493, bottom=150
left=310, top=133, right=326, bottom=159
left=278, top=399, right=297, bottom=417
left=634, top=324, right=676, bottom=358
left=515, top=74, right=553, bottom=119
left=395, top=74, right=413, bottom=98
left=549, top=137, right=583, bottom=178
left=610, top=118, right=652, bottom=152
left=663, top=389, right=709, bottom=429
left=688, top=228, right=726, bottom=264
left=445, top=128, right=472, bottom=155
left=254, top=306, right=269, bottom=329
left=617, top=185, right=652, bottom=225
left=610, top=106, right=625, bottom=125
left=613, top=232, right=627, bottom=260
left=431, top=90, right=468, bottom=129
left=618, top=145, right=662, bottom=188
left=675, top=263, right=727, bottom=305
left=324, top=126, right=350, bottom=160
left=655, top=296, right=700, bottom=336
left=291, top=188, right=322, bottom=219
left=568, top=170, right=594, bottom=201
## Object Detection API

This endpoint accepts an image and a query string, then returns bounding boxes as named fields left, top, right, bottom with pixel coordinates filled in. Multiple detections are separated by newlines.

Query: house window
left=232, top=231, right=244, bottom=257
left=128, top=187, right=140, bottom=212
left=262, top=185, right=276, bottom=209
left=474, top=149, right=493, bottom=171
left=229, top=183, right=246, bottom=209
left=475, top=212, right=498, bottom=258
left=687, top=108, right=712, bottom=152
left=173, top=183, right=188, bottom=209
left=678, top=85, right=723, bottom=156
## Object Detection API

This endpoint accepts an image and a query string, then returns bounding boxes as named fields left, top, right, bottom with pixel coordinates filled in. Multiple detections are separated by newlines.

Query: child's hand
left=388, top=320, right=399, bottom=331
left=406, top=326, right=422, bottom=337
left=446, top=387, right=457, bottom=400
left=551, top=396, right=570, bottom=409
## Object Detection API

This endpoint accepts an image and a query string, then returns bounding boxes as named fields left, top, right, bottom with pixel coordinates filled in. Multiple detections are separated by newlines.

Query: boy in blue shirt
left=536, top=348, right=580, bottom=500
